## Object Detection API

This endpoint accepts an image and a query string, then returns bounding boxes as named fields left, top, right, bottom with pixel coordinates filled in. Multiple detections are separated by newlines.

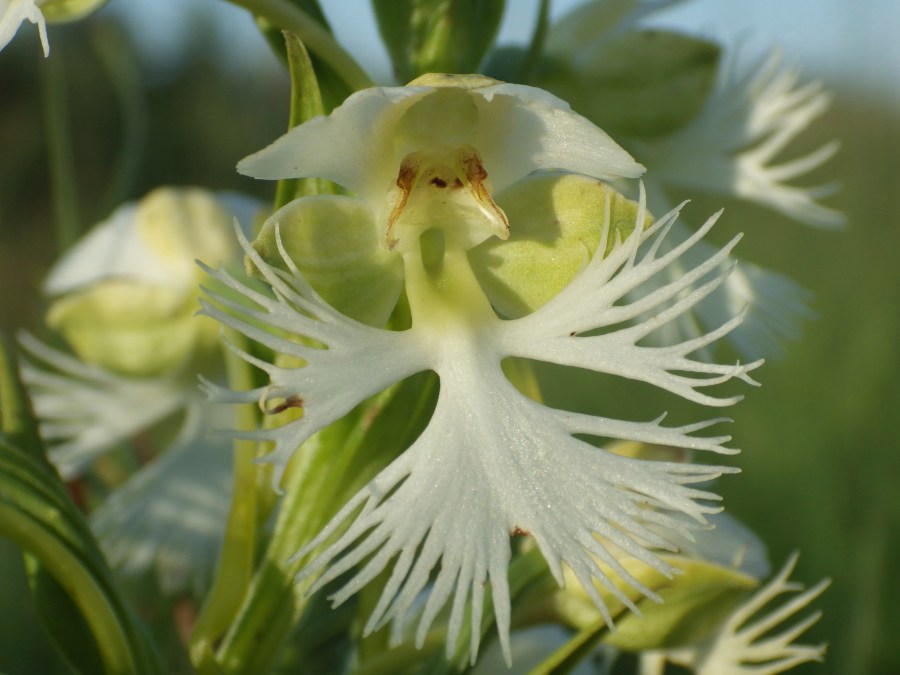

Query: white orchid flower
left=43, top=187, right=260, bottom=377
left=205, top=75, right=760, bottom=664
left=238, top=73, right=644, bottom=241
left=635, top=49, right=843, bottom=229
left=0, top=0, right=48, bottom=56
left=546, top=6, right=842, bottom=358
left=20, top=188, right=261, bottom=593
left=620, top=50, right=843, bottom=359
left=642, top=554, right=829, bottom=674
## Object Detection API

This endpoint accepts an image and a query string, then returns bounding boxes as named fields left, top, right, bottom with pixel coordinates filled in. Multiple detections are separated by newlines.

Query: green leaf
left=372, top=0, right=506, bottom=82
left=24, top=559, right=107, bottom=675
left=0, top=335, right=45, bottom=461
left=0, top=440, right=162, bottom=674
left=0, top=339, right=161, bottom=674
left=240, top=0, right=371, bottom=94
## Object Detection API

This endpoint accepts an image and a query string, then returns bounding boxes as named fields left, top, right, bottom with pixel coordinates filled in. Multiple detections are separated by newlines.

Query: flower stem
left=189, top=331, right=262, bottom=675
left=40, top=48, right=81, bottom=253
left=224, top=0, right=373, bottom=91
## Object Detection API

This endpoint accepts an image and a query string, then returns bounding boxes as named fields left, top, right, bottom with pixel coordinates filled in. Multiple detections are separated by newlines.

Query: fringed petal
left=17, top=332, right=189, bottom=478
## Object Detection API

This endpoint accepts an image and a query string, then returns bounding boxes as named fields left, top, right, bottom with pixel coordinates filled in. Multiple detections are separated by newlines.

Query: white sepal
left=0, top=0, right=48, bottom=56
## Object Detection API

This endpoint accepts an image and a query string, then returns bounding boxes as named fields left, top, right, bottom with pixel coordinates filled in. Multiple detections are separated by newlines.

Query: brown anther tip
left=511, top=526, right=531, bottom=538
left=266, top=395, right=305, bottom=415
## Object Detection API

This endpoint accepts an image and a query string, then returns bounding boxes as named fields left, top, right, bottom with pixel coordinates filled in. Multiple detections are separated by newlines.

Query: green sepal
left=539, top=30, right=721, bottom=139
left=251, top=195, right=405, bottom=326
left=46, top=282, right=201, bottom=378
left=372, top=0, right=507, bottom=82
left=469, top=174, right=650, bottom=319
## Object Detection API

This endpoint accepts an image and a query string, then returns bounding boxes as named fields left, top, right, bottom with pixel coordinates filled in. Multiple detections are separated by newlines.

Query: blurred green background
left=1, top=2, right=898, bottom=674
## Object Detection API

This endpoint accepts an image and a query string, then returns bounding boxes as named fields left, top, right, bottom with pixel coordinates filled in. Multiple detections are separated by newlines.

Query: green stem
left=39, top=47, right=80, bottom=253
left=225, top=0, right=373, bottom=91
left=189, top=332, right=263, bottom=675
left=93, top=22, right=147, bottom=217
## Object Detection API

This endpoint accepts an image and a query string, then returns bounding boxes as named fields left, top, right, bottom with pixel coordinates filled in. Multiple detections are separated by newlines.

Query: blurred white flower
left=643, top=553, right=829, bottom=674
left=19, top=187, right=262, bottom=593
left=627, top=50, right=842, bottom=359
left=0, top=0, right=48, bottom=56
left=636, top=49, right=843, bottom=228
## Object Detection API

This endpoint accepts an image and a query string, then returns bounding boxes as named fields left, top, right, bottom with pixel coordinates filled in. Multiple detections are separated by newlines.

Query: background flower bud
left=40, top=0, right=108, bottom=23
left=541, top=30, right=721, bottom=139
left=44, top=187, right=255, bottom=377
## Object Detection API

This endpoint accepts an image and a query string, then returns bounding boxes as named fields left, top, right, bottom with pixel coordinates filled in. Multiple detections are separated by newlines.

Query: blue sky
left=107, top=0, right=899, bottom=103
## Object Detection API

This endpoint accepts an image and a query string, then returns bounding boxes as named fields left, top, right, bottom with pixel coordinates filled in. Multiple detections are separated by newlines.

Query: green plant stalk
left=39, top=48, right=81, bottom=253
left=212, top=425, right=382, bottom=673
left=190, top=332, right=264, bottom=675
left=225, top=0, right=372, bottom=91
left=92, top=22, right=147, bottom=218
left=527, top=616, right=610, bottom=675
